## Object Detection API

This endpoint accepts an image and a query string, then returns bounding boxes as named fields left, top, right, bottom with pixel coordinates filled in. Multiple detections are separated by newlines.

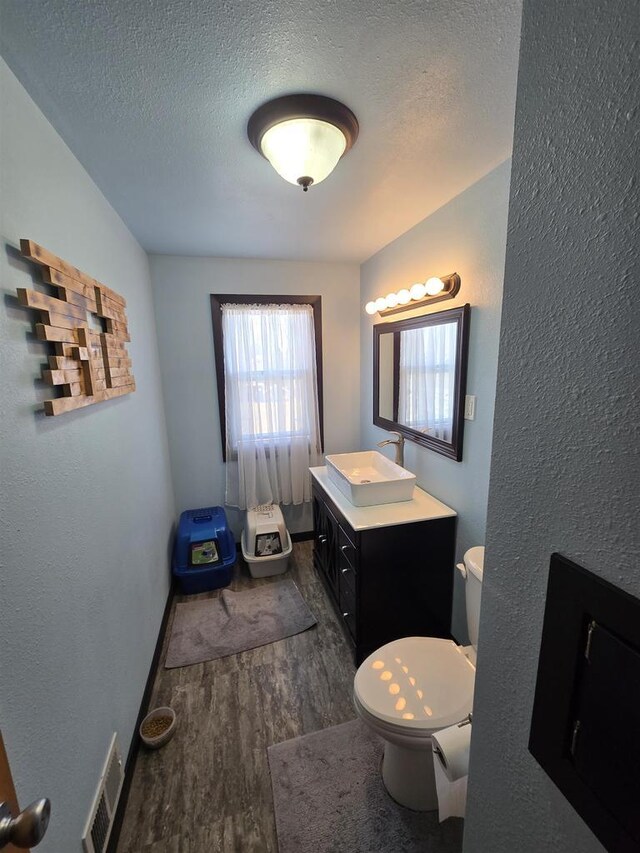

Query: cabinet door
left=323, top=504, right=340, bottom=596
left=312, top=492, right=327, bottom=576
left=312, top=492, right=339, bottom=598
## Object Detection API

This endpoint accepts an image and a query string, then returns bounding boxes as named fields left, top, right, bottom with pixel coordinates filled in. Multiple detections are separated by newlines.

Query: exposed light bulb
left=365, top=301, right=378, bottom=315
left=425, top=276, right=445, bottom=296
left=375, top=297, right=387, bottom=312
left=410, top=282, right=426, bottom=301
left=397, top=289, right=411, bottom=305
left=384, top=292, right=398, bottom=309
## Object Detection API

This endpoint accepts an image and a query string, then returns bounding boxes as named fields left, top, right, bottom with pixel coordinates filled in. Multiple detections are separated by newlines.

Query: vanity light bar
left=365, top=273, right=461, bottom=317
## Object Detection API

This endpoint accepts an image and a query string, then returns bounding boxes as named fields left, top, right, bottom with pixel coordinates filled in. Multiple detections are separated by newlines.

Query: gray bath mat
left=165, top=579, right=317, bottom=668
left=268, top=718, right=463, bottom=853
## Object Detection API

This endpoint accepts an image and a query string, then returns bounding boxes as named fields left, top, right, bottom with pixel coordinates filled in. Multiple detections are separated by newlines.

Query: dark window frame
left=210, top=294, right=324, bottom=462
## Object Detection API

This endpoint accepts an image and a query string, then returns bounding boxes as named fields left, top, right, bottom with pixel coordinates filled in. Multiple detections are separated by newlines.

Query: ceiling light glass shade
left=365, top=301, right=378, bottom=315
left=425, top=276, right=445, bottom=295
left=260, top=118, right=347, bottom=188
left=249, top=95, right=358, bottom=191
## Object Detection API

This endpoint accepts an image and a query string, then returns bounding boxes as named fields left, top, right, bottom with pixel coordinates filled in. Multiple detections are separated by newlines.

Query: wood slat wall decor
left=18, top=239, right=135, bottom=416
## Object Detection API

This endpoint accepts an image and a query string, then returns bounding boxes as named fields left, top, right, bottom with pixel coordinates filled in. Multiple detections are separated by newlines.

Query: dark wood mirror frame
left=373, top=304, right=471, bottom=462
left=210, top=294, right=324, bottom=462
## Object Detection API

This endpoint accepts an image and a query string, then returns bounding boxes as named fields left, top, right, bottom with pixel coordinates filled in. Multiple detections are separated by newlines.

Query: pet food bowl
left=139, top=706, right=177, bottom=749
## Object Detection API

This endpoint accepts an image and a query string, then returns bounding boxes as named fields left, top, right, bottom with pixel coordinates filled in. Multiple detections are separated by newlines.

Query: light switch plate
left=464, top=395, right=476, bottom=420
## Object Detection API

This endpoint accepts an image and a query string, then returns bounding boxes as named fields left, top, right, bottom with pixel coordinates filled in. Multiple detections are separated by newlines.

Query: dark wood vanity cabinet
left=312, top=482, right=456, bottom=665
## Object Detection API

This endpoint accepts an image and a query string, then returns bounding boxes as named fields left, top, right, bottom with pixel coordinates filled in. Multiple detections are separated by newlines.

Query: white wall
left=465, top=1, right=639, bottom=850
left=150, top=255, right=361, bottom=537
left=0, top=59, right=175, bottom=852
left=360, top=161, right=511, bottom=640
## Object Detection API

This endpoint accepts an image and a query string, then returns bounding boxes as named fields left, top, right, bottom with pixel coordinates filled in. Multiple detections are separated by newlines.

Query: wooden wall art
left=17, top=239, right=135, bottom=416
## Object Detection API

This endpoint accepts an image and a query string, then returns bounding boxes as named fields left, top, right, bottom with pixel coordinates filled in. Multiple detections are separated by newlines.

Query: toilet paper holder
left=432, top=713, right=472, bottom=768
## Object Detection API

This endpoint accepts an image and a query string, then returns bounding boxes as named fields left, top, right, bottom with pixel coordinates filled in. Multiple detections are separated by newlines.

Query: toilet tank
left=463, top=546, right=484, bottom=650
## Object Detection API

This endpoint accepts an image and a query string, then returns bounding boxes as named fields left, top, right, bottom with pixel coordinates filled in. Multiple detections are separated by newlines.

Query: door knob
left=0, top=799, right=51, bottom=849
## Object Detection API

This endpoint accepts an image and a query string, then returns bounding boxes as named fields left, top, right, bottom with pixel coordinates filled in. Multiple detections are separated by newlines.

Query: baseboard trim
left=291, top=530, right=314, bottom=542
left=107, top=578, right=175, bottom=853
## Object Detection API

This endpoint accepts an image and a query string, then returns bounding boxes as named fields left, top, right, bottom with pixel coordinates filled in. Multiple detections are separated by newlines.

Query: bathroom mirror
left=373, top=304, right=470, bottom=461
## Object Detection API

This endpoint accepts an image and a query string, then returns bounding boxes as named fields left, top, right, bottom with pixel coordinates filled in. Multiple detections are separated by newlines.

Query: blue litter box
left=173, top=506, right=236, bottom=594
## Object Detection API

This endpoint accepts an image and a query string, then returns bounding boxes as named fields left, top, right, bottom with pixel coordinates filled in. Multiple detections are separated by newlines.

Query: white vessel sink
left=325, top=451, right=416, bottom=507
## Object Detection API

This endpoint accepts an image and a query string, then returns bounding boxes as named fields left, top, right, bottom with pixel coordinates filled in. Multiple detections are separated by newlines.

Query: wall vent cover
left=82, top=733, right=124, bottom=853
left=529, top=554, right=640, bottom=853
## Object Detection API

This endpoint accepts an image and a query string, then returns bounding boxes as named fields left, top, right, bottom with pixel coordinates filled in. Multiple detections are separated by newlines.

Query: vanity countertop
left=310, top=466, right=456, bottom=531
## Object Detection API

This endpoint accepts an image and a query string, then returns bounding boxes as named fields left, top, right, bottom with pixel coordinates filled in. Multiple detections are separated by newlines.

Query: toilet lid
left=354, top=637, right=475, bottom=731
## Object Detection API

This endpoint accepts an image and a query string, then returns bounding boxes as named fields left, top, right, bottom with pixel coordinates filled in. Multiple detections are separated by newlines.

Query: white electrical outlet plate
left=464, top=395, right=476, bottom=420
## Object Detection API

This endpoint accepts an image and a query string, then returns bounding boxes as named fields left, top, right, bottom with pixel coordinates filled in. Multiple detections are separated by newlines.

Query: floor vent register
left=81, top=734, right=124, bottom=853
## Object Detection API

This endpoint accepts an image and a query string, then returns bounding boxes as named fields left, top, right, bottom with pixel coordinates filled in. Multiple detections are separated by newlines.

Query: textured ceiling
left=0, top=0, right=522, bottom=262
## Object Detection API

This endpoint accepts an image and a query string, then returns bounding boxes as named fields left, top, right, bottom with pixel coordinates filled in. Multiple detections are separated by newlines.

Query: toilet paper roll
left=433, top=759, right=468, bottom=822
left=431, top=721, right=472, bottom=822
left=432, top=720, right=472, bottom=782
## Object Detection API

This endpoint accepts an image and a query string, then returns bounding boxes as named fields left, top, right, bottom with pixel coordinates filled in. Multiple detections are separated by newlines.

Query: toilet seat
left=354, top=637, right=475, bottom=733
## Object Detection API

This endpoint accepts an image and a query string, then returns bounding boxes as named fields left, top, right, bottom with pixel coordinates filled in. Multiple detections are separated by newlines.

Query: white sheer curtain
left=398, top=322, right=457, bottom=441
left=222, top=303, right=321, bottom=509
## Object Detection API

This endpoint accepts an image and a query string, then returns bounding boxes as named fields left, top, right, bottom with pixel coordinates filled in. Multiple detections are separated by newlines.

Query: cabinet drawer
left=339, top=561, right=356, bottom=601
left=340, top=576, right=357, bottom=641
left=338, top=526, right=357, bottom=571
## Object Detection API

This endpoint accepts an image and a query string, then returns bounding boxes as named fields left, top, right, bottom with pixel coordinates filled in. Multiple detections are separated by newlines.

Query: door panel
left=0, top=732, right=28, bottom=853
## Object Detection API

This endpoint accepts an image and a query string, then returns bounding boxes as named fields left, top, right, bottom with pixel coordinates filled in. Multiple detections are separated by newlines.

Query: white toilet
left=353, top=545, right=484, bottom=811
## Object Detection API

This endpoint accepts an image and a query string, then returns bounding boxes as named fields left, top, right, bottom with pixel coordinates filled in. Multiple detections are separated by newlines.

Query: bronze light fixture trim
left=247, top=94, right=359, bottom=191
left=366, top=273, right=462, bottom=316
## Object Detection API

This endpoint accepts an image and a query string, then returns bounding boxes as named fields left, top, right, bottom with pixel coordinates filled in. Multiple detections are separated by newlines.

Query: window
left=210, top=295, right=324, bottom=509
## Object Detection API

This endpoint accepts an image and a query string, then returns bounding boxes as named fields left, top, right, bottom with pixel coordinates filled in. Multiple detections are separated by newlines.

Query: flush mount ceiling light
left=247, top=94, right=359, bottom=192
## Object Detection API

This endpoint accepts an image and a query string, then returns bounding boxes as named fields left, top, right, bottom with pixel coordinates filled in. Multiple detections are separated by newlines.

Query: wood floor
left=117, top=541, right=357, bottom=853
